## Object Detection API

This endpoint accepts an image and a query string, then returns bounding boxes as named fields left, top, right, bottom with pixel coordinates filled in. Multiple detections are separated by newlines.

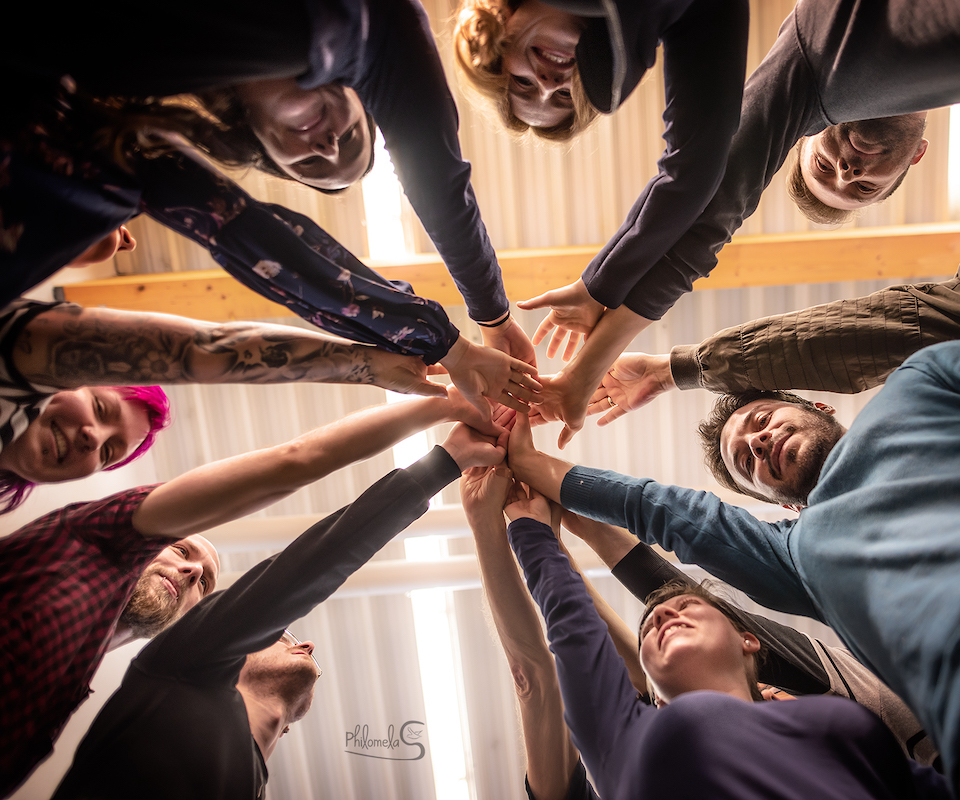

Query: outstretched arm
left=132, top=389, right=496, bottom=538
left=670, top=273, right=960, bottom=395
left=505, top=487, right=644, bottom=797
left=12, top=301, right=447, bottom=396
left=460, top=464, right=580, bottom=800
left=585, top=272, right=960, bottom=422
left=558, top=534, right=646, bottom=696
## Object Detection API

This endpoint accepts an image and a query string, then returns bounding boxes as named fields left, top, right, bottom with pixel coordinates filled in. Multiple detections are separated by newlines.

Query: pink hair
left=0, top=385, right=172, bottom=514
left=106, top=386, right=172, bottom=470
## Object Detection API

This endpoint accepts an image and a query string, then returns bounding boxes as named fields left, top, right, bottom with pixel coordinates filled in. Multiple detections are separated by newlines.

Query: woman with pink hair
left=0, top=384, right=170, bottom=514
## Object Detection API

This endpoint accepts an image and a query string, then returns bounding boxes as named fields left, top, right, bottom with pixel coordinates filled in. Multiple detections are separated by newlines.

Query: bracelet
left=476, top=312, right=511, bottom=329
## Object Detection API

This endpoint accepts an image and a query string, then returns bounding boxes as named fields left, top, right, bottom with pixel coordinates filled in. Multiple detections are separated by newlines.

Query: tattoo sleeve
left=19, top=305, right=381, bottom=387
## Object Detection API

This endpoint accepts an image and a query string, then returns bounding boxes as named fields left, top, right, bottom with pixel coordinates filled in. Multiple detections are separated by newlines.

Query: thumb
left=410, top=379, right=450, bottom=398
left=517, top=290, right=556, bottom=310
left=426, top=364, right=449, bottom=376
left=596, top=405, right=627, bottom=426
left=557, top=423, right=577, bottom=450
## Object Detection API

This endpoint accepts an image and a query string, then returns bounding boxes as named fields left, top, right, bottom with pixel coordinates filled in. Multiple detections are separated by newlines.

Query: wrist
left=657, top=354, right=677, bottom=390
left=438, top=334, right=469, bottom=370
left=464, top=511, right=506, bottom=536
left=509, top=447, right=541, bottom=484
left=476, top=311, right=511, bottom=329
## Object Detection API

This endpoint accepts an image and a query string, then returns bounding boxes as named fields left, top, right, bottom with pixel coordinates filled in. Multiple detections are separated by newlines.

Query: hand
left=459, top=463, right=514, bottom=525
left=479, top=316, right=538, bottom=370
left=442, top=421, right=508, bottom=471
left=525, top=371, right=593, bottom=449
left=439, top=335, right=541, bottom=422
left=505, top=409, right=539, bottom=477
left=759, top=684, right=796, bottom=702
left=586, top=353, right=675, bottom=425
left=504, top=481, right=558, bottom=529
left=367, top=350, right=449, bottom=397
left=518, top=279, right=605, bottom=362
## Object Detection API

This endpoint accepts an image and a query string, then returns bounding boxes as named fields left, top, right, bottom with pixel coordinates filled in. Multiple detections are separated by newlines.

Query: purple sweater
left=507, top=517, right=949, bottom=800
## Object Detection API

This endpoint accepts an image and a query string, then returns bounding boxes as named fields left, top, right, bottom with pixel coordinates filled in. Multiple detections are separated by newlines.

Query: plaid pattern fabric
left=0, top=484, right=163, bottom=796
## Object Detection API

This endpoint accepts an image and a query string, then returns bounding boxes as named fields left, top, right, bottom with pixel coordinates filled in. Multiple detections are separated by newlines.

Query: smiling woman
left=0, top=385, right=170, bottom=513
left=234, top=80, right=375, bottom=191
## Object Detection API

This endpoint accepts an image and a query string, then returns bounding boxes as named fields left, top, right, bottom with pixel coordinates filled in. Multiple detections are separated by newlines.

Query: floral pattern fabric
left=0, top=86, right=458, bottom=363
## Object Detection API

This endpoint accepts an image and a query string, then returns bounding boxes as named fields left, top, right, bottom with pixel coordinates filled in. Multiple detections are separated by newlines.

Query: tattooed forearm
left=181, top=326, right=380, bottom=385
left=16, top=305, right=396, bottom=388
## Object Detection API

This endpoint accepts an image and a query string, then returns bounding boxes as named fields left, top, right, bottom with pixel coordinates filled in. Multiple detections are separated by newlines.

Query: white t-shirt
left=0, top=299, right=63, bottom=455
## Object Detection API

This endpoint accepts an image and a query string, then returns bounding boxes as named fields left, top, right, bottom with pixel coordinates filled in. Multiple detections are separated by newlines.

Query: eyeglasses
left=280, top=629, right=322, bottom=679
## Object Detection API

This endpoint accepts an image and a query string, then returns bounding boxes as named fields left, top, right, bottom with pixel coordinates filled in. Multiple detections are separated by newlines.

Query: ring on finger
left=607, top=396, right=617, bottom=408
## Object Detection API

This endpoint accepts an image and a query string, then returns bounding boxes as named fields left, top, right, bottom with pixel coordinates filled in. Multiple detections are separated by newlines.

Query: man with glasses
left=52, top=414, right=507, bottom=799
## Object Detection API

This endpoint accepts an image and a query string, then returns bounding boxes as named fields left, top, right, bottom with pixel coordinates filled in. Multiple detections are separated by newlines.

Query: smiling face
left=799, top=114, right=928, bottom=210
left=0, top=388, right=151, bottom=484
left=235, top=79, right=373, bottom=191
left=501, top=0, right=584, bottom=128
left=720, top=399, right=845, bottom=506
left=120, top=535, right=220, bottom=638
left=640, top=593, right=759, bottom=703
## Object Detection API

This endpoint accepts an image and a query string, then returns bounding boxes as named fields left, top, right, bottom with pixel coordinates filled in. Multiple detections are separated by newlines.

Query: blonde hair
left=452, top=0, right=598, bottom=142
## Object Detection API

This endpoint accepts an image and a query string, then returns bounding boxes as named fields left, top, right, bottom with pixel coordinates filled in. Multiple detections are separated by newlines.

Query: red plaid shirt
left=0, top=484, right=163, bottom=796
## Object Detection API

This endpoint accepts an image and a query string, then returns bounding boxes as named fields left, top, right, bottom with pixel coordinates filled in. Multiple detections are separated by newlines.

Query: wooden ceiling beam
left=58, top=222, right=960, bottom=322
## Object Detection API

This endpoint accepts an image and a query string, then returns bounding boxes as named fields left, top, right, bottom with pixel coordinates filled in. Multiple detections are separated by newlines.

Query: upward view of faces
left=237, top=79, right=374, bottom=191
left=0, top=388, right=152, bottom=484
left=639, top=593, right=759, bottom=703
left=241, top=631, right=321, bottom=723
left=719, top=399, right=845, bottom=507
left=501, top=0, right=584, bottom=128
left=121, top=535, right=221, bottom=638
left=799, top=114, right=928, bottom=210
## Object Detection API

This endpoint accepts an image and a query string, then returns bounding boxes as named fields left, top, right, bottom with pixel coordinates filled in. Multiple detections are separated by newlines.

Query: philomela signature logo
left=345, top=720, right=426, bottom=760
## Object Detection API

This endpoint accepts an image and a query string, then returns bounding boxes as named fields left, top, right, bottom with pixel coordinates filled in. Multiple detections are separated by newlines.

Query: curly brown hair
left=452, top=0, right=598, bottom=142
left=697, top=389, right=825, bottom=504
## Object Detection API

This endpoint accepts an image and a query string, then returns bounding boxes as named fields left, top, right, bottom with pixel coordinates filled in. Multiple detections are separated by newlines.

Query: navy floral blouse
left=0, top=84, right=458, bottom=364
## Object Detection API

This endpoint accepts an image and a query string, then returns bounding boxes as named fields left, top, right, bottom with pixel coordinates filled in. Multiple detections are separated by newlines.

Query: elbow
left=511, top=659, right=560, bottom=706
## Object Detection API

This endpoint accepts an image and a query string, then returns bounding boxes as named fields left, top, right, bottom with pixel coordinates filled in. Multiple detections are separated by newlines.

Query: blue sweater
left=560, top=340, right=960, bottom=794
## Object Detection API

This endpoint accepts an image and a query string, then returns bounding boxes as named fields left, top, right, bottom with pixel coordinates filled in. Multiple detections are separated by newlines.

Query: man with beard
left=507, top=339, right=960, bottom=792
left=699, top=391, right=846, bottom=510
left=51, top=415, right=506, bottom=800
left=0, top=385, right=493, bottom=798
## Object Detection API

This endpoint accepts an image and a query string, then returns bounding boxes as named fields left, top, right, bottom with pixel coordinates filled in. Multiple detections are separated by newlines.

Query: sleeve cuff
left=405, top=445, right=462, bottom=496
left=610, top=542, right=689, bottom=603
left=669, top=344, right=702, bottom=390
left=560, top=466, right=600, bottom=513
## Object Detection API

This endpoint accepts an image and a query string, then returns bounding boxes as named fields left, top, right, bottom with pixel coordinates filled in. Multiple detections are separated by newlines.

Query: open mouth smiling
left=532, top=47, right=575, bottom=68
left=658, top=622, right=691, bottom=649
left=51, top=422, right=68, bottom=461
